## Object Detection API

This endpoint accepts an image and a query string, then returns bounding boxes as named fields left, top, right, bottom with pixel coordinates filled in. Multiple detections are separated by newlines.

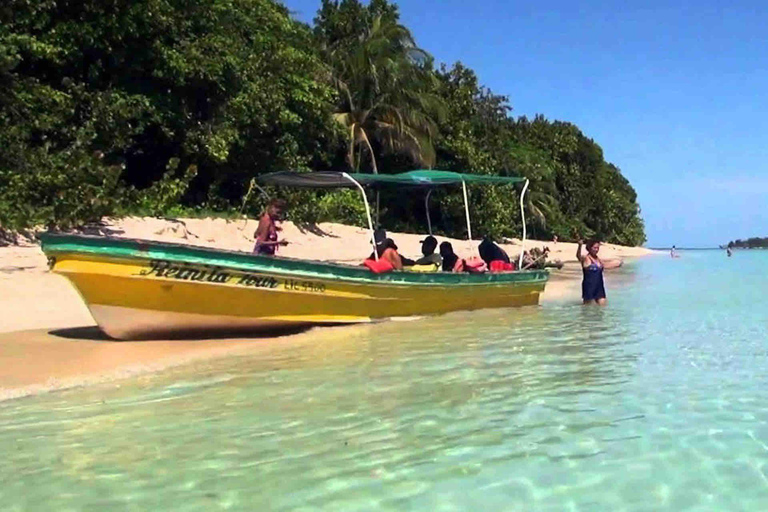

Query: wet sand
left=0, top=328, right=261, bottom=401
left=0, top=218, right=655, bottom=399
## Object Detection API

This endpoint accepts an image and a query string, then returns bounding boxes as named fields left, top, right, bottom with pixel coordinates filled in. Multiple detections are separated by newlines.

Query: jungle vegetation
left=0, top=0, right=646, bottom=245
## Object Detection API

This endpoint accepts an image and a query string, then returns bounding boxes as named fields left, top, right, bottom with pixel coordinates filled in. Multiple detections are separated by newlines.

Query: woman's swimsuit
left=254, top=217, right=278, bottom=255
left=582, top=261, right=606, bottom=301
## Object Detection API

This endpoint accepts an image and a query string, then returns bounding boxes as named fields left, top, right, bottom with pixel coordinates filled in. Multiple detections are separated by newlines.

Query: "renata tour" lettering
left=137, top=260, right=324, bottom=293
left=140, top=260, right=233, bottom=283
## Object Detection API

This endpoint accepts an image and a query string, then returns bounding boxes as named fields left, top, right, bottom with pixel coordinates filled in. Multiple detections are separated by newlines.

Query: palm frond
left=324, top=13, right=444, bottom=173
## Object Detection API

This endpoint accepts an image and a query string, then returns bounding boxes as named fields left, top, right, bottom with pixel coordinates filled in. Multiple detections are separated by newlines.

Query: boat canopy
left=258, top=170, right=530, bottom=268
left=259, top=170, right=526, bottom=189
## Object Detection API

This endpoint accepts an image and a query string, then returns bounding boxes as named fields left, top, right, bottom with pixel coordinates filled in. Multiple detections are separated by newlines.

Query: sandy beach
left=0, top=217, right=655, bottom=399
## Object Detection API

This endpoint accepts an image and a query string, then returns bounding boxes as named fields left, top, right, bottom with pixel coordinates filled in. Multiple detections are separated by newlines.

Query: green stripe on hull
left=39, top=233, right=549, bottom=287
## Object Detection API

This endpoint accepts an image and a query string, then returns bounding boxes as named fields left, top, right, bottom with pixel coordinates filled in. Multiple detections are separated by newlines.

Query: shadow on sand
left=0, top=265, right=39, bottom=273
left=74, top=221, right=126, bottom=237
left=295, top=223, right=340, bottom=238
left=49, top=326, right=112, bottom=341
left=48, top=324, right=316, bottom=342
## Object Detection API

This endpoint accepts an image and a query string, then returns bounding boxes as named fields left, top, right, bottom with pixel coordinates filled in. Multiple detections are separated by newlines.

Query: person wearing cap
left=414, top=235, right=442, bottom=266
left=367, top=229, right=388, bottom=260
left=367, top=229, right=414, bottom=266
left=363, top=236, right=402, bottom=271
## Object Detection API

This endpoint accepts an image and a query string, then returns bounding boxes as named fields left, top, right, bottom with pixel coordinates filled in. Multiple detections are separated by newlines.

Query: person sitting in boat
left=478, top=237, right=515, bottom=272
left=437, top=242, right=487, bottom=272
left=367, top=229, right=414, bottom=266
left=381, top=239, right=404, bottom=270
left=523, top=247, right=552, bottom=270
left=439, top=242, right=465, bottom=272
left=367, top=229, right=388, bottom=260
left=414, top=236, right=442, bottom=266
left=364, top=236, right=403, bottom=273
left=253, top=198, right=288, bottom=255
left=577, top=238, right=623, bottom=306
left=521, top=250, right=534, bottom=269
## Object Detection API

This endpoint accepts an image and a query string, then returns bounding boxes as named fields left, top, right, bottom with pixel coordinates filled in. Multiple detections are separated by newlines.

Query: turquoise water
left=2, top=250, right=768, bottom=510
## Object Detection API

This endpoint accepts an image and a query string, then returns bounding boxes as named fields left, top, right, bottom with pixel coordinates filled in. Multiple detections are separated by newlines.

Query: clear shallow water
left=2, top=250, right=768, bottom=510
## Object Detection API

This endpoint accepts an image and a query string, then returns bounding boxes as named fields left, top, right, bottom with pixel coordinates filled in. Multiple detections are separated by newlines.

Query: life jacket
left=463, top=256, right=488, bottom=273
left=405, top=263, right=440, bottom=273
left=489, top=260, right=515, bottom=272
left=364, top=258, right=394, bottom=274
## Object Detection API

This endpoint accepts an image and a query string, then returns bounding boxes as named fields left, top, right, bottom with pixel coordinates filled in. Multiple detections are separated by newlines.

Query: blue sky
left=283, top=0, right=768, bottom=247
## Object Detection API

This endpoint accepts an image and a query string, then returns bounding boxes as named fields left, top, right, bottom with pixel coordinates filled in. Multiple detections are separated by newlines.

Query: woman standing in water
left=577, top=239, right=623, bottom=305
left=253, top=199, right=289, bottom=255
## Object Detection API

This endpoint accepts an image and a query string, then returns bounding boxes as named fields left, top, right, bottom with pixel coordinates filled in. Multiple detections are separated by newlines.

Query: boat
left=40, top=170, right=549, bottom=340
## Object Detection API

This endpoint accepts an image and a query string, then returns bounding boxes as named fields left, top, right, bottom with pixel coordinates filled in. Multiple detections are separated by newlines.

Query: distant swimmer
left=670, top=245, right=680, bottom=258
left=577, top=239, right=623, bottom=306
left=727, top=247, right=733, bottom=257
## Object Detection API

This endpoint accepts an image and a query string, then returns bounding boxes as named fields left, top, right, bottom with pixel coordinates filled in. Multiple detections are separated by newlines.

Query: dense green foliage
left=728, top=237, right=768, bottom=249
left=0, top=0, right=646, bottom=245
left=1, top=0, right=336, bottom=228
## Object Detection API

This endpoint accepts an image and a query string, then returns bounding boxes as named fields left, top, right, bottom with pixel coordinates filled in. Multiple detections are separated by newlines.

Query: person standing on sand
left=577, top=239, right=623, bottom=306
left=253, top=199, right=289, bottom=255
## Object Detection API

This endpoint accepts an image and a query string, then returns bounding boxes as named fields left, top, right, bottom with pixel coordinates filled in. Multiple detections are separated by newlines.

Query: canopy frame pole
left=461, top=180, right=472, bottom=241
left=425, top=189, right=433, bottom=235
left=342, top=172, right=378, bottom=261
left=518, top=179, right=530, bottom=269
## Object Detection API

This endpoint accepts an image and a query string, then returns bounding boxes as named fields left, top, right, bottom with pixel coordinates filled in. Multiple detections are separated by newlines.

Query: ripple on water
left=3, top=254, right=768, bottom=509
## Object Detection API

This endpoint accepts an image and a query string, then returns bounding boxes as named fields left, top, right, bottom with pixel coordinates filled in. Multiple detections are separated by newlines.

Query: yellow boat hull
left=42, top=235, right=548, bottom=340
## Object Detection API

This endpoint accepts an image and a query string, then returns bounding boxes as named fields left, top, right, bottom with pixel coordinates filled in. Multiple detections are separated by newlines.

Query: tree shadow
left=0, top=228, right=34, bottom=246
left=0, top=265, right=38, bottom=273
left=76, top=221, right=126, bottom=237
left=295, top=223, right=340, bottom=238
left=151, top=217, right=200, bottom=239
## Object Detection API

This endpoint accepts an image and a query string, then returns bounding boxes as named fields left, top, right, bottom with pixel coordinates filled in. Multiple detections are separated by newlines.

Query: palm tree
left=503, top=145, right=560, bottom=234
left=327, top=15, right=444, bottom=173
left=525, top=182, right=558, bottom=233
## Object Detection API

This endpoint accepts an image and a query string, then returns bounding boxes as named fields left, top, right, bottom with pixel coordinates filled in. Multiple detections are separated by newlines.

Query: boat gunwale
left=39, top=233, right=549, bottom=287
